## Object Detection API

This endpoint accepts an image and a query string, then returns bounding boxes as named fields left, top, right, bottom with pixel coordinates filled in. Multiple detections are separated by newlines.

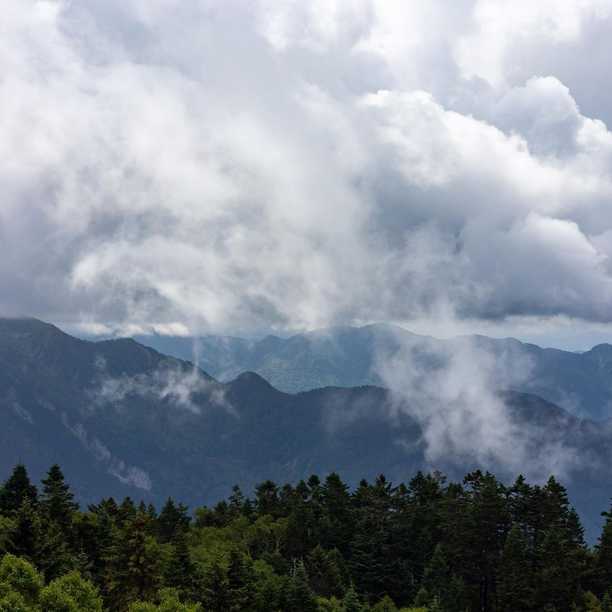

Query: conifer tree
left=226, top=549, right=255, bottom=612
left=306, top=544, right=346, bottom=598
left=343, top=585, right=363, bottom=612
left=0, top=465, right=37, bottom=516
left=40, top=465, right=78, bottom=526
left=287, top=560, right=317, bottom=612
left=164, top=528, right=196, bottom=600
left=596, top=506, right=612, bottom=595
left=201, top=562, right=231, bottom=612
left=106, top=513, right=161, bottom=609
left=497, top=524, right=534, bottom=612
left=158, top=498, right=190, bottom=543
left=9, top=499, right=41, bottom=562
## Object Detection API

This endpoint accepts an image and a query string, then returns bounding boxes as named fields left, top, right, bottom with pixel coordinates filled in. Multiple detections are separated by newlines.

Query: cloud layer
left=3, top=0, right=612, bottom=338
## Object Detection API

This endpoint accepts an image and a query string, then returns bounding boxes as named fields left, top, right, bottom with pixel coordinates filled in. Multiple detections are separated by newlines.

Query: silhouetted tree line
left=1, top=464, right=612, bottom=611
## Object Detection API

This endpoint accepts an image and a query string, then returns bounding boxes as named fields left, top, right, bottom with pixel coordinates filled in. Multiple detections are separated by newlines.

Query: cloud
left=374, top=331, right=585, bottom=481
left=3, top=0, right=612, bottom=340
left=91, top=355, right=231, bottom=415
left=62, top=414, right=152, bottom=491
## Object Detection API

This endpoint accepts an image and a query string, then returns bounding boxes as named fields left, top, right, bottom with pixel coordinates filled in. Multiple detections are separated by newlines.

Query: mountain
left=135, top=324, right=612, bottom=419
left=1, top=318, right=612, bottom=542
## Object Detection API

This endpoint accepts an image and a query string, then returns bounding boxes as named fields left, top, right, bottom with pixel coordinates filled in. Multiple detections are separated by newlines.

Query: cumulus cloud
left=2, top=0, right=612, bottom=342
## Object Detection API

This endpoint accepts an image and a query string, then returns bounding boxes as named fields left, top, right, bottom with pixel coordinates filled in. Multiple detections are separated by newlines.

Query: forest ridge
left=0, top=463, right=611, bottom=612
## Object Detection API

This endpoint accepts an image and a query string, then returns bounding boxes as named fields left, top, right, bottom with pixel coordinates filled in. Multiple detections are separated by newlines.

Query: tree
left=0, top=517, right=15, bottom=555
left=255, top=481, right=281, bottom=518
left=343, top=584, right=363, bottom=612
left=129, top=588, right=201, bottom=612
left=320, top=473, right=353, bottom=555
left=286, top=560, right=317, bottom=612
left=226, top=549, right=255, bottom=612
left=371, top=594, right=398, bottom=611
left=0, top=553, right=42, bottom=606
left=596, top=506, right=612, bottom=596
left=158, top=498, right=190, bottom=543
left=306, top=545, right=345, bottom=598
left=583, top=591, right=604, bottom=612
left=497, top=524, right=534, bottom=612
left=201, top=562, right=231, bottom=612
left=39, top=571, right=103, bottom=612
left=164, top=528, right=196, bottom=600
left=106, top=514, right=161, bottom=609
left=0, top=466, right=37, bottom=516
left=8, top=500, right=42, bottom=563
left=0, top=590, right=32, bottom=612
left=40, top=465, right=78, bottom=533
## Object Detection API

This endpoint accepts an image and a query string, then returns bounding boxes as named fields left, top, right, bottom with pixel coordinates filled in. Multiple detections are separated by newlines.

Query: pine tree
left=286, top=560, right=317, bottom=612
left=164, top=528, right=196, bottom=600
left=9, top=498, right=41, bottom=562
left=371, top=594, right=398, bottom=611
left=255, top=480, right=281, bottom=518
left=306, top=544, right=346, bottom=598
left=321, top=473, right=353, bottom=555
left=226, top=549, right=255, bottom=612
left=40, top=465, right=78, bottom=538
left=596, top=506, right=612, bottom=595
left=342, top=585, right=363, bottom=612
left=0, top=465, right=37, bottom=516
left=158, top=498, right=190, bottom=543
left=228, top=486, right=245, bottom=519
left=497, top=524, right=534, bottom=612
left=201, top=562, right=231, bottom=612
left=106, top=513, right=161, bottom=609
left=583, top=591, right=604, bottom=612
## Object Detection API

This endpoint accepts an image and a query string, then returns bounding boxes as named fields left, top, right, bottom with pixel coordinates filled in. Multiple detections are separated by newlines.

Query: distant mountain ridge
left=135, top=324, right=612, bottom=420
left=1, top=317, right=612, bottom=542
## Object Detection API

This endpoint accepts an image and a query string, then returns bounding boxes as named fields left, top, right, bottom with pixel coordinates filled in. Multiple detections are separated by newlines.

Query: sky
left=3, top=1, right=612, bottom=350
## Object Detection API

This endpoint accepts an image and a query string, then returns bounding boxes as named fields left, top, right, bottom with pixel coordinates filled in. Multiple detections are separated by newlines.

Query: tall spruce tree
left=40, top=465, right=78, bottom=533
left=0, top=465, right=37, bottom=516
left=497, top=524, right=534, bottom=612
left=287, top=560, right=317, bottom=612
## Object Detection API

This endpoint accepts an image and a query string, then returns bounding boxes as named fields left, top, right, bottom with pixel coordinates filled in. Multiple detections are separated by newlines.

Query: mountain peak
left=230, top=370, right=276, bottom=390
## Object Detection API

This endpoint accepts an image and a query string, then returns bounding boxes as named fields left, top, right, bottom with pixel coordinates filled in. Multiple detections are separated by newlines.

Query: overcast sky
left=4, top=0, right=612, bottom=349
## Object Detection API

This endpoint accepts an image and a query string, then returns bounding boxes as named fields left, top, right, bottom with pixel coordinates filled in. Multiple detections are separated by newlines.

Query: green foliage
left=0, top=517, right=15, bottom=555
left=343, top=584, right=364, bottom=612
left=287, top=560, right=318, bottom=612
left=0, top=466, right=37, bottom=517
left=129, top=588, right=201, bottom=612
left=583, top=591, right=604, bottom=612
left=39, top=571, right=102, bottom=612
left=497, top=524, right=533, bottom=611
left=0, top=463, right=606, bottom=612
left=316, top=595, right=344, bottom=611
left=0, top=590, right=32, bottom=612
left=0, top=553, right=42, bottom=605
left=372, top=594, right=398, bottom=611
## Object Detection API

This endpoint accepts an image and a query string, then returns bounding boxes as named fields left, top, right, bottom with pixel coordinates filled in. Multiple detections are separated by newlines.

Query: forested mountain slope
left=1, top=318, right=611, bottom=542
left=136, top=324, right=612, bottom=419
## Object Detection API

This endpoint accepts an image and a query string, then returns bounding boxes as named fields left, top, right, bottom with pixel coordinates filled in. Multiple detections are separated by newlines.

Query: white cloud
left=2, top=0, right=612, bottom=342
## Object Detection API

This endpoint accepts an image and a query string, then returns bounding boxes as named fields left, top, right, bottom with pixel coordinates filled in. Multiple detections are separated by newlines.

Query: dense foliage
left=1, top=464, right=612, bottom=611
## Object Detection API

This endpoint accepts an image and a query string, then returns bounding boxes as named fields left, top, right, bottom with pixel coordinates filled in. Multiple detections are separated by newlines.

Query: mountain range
left=135, top=324, right=612, bottom=420
left=1, top=318, right=612, bottom=542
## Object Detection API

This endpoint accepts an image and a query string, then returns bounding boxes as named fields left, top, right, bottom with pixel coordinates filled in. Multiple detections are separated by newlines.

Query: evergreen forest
left=1, top=463, right=612, bottom=611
